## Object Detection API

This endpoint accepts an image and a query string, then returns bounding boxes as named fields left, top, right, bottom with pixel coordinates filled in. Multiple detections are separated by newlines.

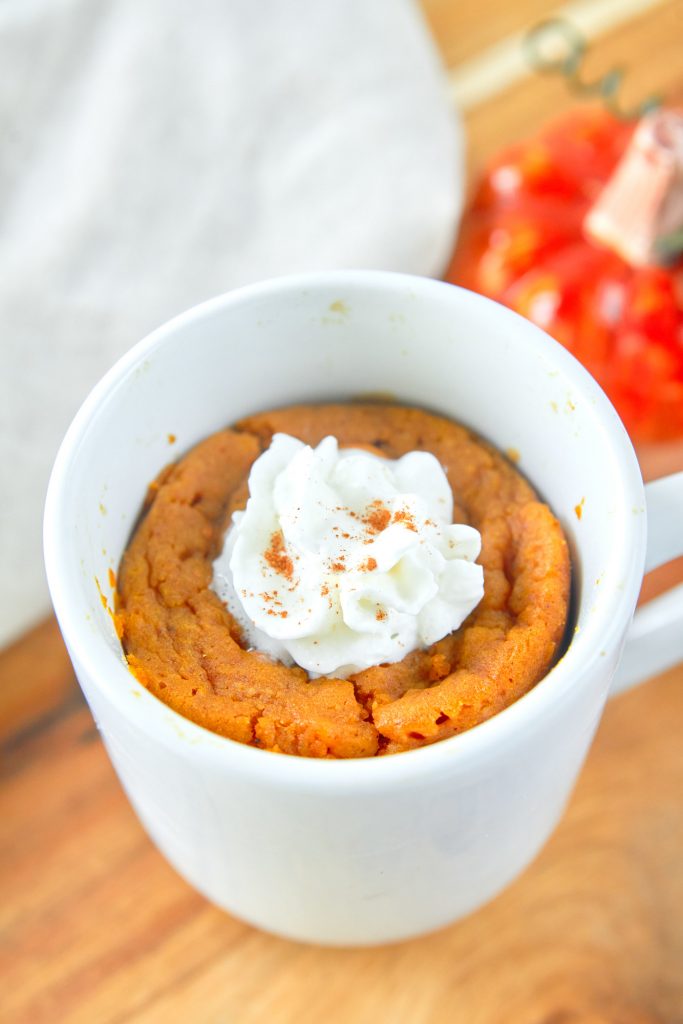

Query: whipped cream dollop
left=212, top=433, right=484, bottom=678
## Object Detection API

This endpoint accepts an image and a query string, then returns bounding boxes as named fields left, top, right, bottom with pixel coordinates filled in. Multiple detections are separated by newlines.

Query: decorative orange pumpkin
left=448, top=106, right=683, bottom=441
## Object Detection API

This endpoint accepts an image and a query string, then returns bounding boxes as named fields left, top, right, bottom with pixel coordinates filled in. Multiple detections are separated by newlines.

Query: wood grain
left=463, top=0, right=683, bottom=173
left=0, top=617, right=78, bottom=743
left=2, top=2, right=683, bottom=1022
left=421, top=0, right=568, bottom=67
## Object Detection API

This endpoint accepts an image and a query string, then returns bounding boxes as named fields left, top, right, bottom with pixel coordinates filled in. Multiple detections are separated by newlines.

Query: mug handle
left=612, top=471, right=683, bottom=695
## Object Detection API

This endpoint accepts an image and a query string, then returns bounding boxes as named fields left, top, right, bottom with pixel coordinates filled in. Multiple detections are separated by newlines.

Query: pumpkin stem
left=584, top=109, right=683, bottom=266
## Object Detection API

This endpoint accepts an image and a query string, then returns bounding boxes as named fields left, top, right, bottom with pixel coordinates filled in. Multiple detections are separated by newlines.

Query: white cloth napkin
left=0, top=0, right=463, bottom=647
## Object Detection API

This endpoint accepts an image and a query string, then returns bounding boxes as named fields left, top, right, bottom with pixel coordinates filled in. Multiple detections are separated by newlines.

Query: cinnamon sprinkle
left=393, top=508, right=417, bottom=532
left=263, top=530, right=294, bottom=580
left=362, top=500, right=391, bottom=534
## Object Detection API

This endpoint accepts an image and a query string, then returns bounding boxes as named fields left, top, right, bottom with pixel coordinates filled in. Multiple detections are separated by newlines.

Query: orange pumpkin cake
left=117, top=403, right=571, bottom=757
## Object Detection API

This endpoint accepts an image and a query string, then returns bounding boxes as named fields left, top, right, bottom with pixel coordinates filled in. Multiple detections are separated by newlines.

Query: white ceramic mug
left=44, top=272, right=683, bottom=946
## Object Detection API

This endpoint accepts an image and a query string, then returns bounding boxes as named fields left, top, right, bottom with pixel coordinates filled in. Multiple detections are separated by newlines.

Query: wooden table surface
left=2, top=2, right=683, bottom=1021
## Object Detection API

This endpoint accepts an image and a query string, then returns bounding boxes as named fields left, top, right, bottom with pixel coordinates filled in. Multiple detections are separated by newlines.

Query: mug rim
left=44, top=270, right=647, bottom=788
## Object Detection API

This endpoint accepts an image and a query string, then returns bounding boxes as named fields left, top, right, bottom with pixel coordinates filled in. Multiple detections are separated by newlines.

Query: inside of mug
left=52, top=276, right=644, bottom=686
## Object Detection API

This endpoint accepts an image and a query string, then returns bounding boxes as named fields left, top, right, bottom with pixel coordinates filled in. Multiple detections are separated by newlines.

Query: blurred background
left=2, top=0, right=682, bottom=648
left=2, top=1, right=682, bottom=1021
